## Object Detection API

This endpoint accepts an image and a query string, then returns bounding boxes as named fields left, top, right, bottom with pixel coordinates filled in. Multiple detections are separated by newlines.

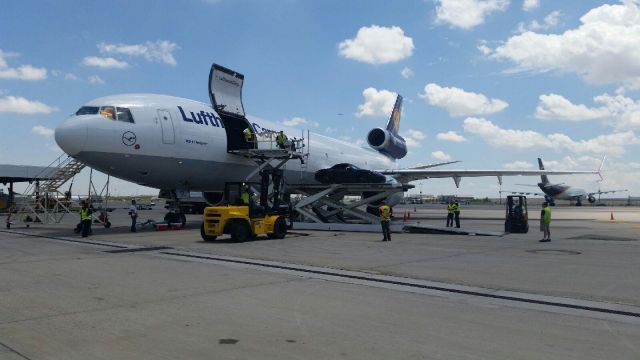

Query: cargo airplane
left=502, top=158, right=627, bottom=206
left=54, top=64, right=599, bottom=223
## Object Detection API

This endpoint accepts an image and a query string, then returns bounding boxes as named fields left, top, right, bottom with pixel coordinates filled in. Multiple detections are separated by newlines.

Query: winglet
left=386, top=95, right=402, bottom=134
left=597, top=155, right=606, bottom=181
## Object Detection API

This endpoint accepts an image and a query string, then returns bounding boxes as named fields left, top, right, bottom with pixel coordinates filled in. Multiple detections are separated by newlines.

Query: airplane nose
left=55, top=117, right=88, bottom=156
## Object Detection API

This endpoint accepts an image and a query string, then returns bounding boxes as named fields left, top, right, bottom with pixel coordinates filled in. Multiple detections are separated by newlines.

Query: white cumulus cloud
left=0, top=96, right=57, bottom=114
left=98, top=40, right=179, bottom=66
left=282, top=117, right=319, bottom=127
left=463, top=117, right=638, bottom=157
left=435, top=0, right=509, bottom=30
left=535, top=92, right=640, bottom=129
left=401, top=67, right=414, bottom=78
left=535, top=93, right=610, bottom=121
left=88, top=75, right=105, bottom=85
left=356, top=88, right=398, bottom=118
left=338, top=25, right=414, bottom=65
left=0, top=50, right=47, bottom=81
left=82, top=56, right=128, bottom=69
left=419, top=83, right=508, bottom=116
left=31, top=125, right=54, bottom=138
left=403, top=129, right=426, bottom=147
left=517, top=10, right=561, bottom=33
left=522, top=0, right=539, bottom=11
left=432, top=150, right=453, bottom=161
left=489, top=1, right=640, bottom=88
left=437, top=131, right=467, bottom=142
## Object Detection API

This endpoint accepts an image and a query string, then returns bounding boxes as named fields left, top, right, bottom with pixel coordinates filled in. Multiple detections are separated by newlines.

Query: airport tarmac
left=0, top=204, right=638, bottom=359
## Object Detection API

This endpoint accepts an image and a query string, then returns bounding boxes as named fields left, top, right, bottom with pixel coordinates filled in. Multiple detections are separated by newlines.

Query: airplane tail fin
left=538, top=158, right=550, bottom=184
left=385, top=95, right=402, bottom=135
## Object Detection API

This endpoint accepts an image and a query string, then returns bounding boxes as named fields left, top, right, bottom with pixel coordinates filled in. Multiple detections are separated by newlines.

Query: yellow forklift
left=201, top=169, right=289, bottom=242
left=505, top=195, right=529, bottom=233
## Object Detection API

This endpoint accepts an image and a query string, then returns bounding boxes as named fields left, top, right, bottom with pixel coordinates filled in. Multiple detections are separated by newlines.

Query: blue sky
left=1, top=0, right=638, bottom=197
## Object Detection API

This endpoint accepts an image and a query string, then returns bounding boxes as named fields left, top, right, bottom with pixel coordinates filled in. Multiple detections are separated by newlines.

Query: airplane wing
left=407, top=160, right=460, bottom=169
left=588, top=189, right=628, bottom=196
left=376, top=169, right=599, bottom=187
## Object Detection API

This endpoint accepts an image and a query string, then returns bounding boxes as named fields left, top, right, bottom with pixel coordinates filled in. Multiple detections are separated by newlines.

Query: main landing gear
left=163, top=190, right=187, bottom=228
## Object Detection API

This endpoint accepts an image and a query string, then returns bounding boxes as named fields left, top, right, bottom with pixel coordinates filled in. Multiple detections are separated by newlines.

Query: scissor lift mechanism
left=290, top=183, right=412, bottom=225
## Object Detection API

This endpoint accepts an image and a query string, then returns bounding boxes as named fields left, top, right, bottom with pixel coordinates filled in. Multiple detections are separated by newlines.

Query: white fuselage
left=55, top=94, right=397, bottom=192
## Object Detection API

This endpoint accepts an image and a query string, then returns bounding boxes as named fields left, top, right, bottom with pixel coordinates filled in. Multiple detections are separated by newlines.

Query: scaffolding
left=5, top=154, right=111, bottom=229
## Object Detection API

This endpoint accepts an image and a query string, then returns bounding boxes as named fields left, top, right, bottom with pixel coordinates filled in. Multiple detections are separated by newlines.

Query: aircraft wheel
left=104, top=221, right=111, bottom=229
left=268, top=217, right=287, bottom=239
left=230, top=220, right=251, bottom=242
left=200, top=222, right=217, bottom=242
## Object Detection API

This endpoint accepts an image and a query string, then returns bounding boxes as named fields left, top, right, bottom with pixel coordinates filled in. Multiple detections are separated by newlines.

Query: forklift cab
left=505, top=195, right=529, bottom=233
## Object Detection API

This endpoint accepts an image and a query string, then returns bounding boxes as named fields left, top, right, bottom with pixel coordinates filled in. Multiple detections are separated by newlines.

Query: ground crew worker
left=540, top=202, right=552, bottom=242
left=453, top=200, right=461, bottom=228
left=129, top=199, right=138, bottom=233
left=79, top=200, right=92, bottom=238
left=240, top=186, right=251, bottom=206
left=446, top=201, right=455, bottom=227
left=379, top=202, right=392, bottom=242
left=276, top=130, right=288, bottom=150
left=243, top=126, right=255, bottom=148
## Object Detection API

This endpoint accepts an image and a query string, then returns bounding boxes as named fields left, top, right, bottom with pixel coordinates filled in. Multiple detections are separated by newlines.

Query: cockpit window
left=116, top=107, right=134, bottom=123
left=75, top=106, right=99, bottom=115
left=100, top=106, right=115, bottom=120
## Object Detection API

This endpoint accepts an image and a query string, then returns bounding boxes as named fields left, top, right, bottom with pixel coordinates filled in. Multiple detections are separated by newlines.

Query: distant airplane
left=502, top=157, right=627, bottom=206
left=54, top=63, right=599, bottom=223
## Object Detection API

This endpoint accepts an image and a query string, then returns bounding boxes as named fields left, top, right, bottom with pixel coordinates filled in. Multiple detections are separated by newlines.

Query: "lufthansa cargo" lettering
left=178, top=106, right=224, bottom=128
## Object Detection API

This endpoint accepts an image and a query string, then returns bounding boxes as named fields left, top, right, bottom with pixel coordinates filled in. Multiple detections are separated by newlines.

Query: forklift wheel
left=268, top=217, right=287, bottom=239
left=230, top=220, right=251, bottom=242
left=200, top=222, right=217, bottom=242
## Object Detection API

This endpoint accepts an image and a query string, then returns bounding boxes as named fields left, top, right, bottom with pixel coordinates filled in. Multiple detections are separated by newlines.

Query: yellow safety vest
left=542, top=206, right=551, bottom=223
left=243, top=128, right=253, bottom=142
left=447, top=203, right=455, bottom=213
left=79, top=208, right=91, bottom=221
left=276, top=133, right=287, bottom=145
left=379, top=205, right=391, bottom=221
left=453, top=203, right=460, bottom=212
left=240, top=192, right=250, bottom=205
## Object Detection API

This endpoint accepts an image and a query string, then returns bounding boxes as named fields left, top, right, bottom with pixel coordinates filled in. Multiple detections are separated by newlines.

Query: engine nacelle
left=203, top=191, right=224, bottom=206
left=588, top=195, right=596, bottom=203
left=367, top=128, right=407, bottom=159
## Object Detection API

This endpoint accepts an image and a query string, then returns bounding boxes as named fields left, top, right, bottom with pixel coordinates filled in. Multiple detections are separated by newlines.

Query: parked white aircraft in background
left=54, top=63, right=599, bottom=223
left=502, top=157, right=627, bottom=206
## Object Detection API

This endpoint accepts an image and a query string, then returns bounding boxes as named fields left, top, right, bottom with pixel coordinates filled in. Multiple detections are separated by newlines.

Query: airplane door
left=158, top=109, right=175, bottom=144
left=208, top=63, right=245, bottom=117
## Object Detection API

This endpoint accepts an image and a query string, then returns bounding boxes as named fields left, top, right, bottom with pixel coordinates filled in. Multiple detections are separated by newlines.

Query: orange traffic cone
left=407, top=211, right=411, bottom=220
left=610, top=212, right=615, bottom=221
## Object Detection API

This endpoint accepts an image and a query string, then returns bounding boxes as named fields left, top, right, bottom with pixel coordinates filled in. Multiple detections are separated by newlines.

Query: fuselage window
left=100, top=106, right=115, bottom=120
left=75, top=106, right=99, bottom=115
left=116, top=107, right=134, bottom=123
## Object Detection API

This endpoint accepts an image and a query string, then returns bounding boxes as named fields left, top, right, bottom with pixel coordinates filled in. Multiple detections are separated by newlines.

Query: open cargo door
left=209, top=63, right=252, bottom=150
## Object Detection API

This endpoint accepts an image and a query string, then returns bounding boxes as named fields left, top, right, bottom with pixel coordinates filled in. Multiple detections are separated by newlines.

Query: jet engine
left=203, top=191, right=224, bottom=206
left=588, top=195, right=596, bottom=203
left=367, top=128, right=407, bottom=159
